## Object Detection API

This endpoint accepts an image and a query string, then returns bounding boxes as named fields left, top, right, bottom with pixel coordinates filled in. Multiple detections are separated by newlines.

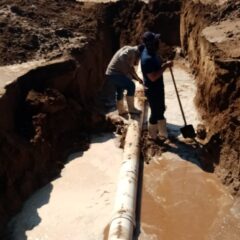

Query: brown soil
left=181, top=0, right=240, bottom=196
left=0, top=0, right=181, bottom=65
left=0, top=0, right=101, bottom=65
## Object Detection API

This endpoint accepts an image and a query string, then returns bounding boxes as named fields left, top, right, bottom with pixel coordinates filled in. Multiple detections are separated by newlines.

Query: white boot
left=148, top=123, right=158, bottom=140
left=126, top=96, right=141, bottom=115
left=116, top=100, right=128, bottom=115
left=158, top=119, right=168, bottom=138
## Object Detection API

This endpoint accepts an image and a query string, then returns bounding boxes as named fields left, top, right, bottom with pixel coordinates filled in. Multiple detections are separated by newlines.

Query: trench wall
left=0, top=31, right=113, bottom=238
left=181, top=0, right=240, bottom=196
left=111, top=0, right=181, bottom=55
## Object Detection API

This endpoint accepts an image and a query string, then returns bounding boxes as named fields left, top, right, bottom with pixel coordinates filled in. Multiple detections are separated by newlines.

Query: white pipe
left=108, top=97, right=145, bottom=240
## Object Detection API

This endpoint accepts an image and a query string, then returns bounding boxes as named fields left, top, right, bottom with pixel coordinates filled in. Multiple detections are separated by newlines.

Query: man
left=140, top=31, right=173, bottom=140
left=105, top=45, right=142, bottom=115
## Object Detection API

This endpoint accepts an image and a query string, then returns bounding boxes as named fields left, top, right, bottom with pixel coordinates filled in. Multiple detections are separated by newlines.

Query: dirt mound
left=0, top=0, right=181, bottom=65
left=0, top=0, right=102, bottom=65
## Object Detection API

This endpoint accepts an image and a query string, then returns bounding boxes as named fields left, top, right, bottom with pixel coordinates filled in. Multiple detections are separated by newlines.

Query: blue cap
left=143, top=31, right=161, bottom=44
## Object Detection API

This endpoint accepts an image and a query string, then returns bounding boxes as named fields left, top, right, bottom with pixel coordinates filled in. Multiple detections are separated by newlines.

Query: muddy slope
left=181, top=0, right=240, bottom=195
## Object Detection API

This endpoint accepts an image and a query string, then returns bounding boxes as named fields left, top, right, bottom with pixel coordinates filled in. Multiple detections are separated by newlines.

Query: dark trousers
left=98, top=74, right=135, bottom=109
left=145, top=81, right=165, bottom=124
left=106, top=74, right=135, bottom=101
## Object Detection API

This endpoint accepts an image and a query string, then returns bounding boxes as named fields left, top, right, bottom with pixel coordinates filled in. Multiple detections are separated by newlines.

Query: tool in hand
left=169, top=67, right=196, bottom=138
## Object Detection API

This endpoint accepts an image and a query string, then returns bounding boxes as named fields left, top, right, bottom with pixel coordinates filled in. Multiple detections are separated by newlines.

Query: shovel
left=169, top=67, right=196, bottom=138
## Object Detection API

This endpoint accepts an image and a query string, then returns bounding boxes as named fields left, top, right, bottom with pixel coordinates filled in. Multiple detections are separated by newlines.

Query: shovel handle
left=169, top=67, right=187, bottom=126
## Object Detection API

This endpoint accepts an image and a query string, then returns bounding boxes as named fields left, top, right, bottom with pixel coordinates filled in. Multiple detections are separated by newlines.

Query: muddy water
left=140, top=159, right=240, bottom=240
left=8, top=134, right=122, bottom=240
left=139, top=62, right=240, bottom=240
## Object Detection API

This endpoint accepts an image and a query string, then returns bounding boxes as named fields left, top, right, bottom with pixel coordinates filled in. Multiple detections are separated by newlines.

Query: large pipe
left=108, top=96, right=145, bottom=240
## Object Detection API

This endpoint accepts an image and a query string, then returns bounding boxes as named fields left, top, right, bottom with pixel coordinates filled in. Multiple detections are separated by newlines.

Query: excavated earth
left=181, top=0, right=240, bottom=195
left=0, top=0, right=239, bottom=238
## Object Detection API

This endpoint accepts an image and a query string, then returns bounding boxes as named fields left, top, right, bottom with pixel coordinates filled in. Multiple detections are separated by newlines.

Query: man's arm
left=130, top=66, right=143, bottom=84
left=147, top=61, right=173, bottom=82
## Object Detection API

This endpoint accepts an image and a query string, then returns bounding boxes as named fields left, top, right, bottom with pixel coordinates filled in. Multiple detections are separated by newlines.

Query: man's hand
left=161, top=61, right=173, bottom=72
left=166, top=60, right=173, bottom=68
left=137, top=78, right=144, bottom=85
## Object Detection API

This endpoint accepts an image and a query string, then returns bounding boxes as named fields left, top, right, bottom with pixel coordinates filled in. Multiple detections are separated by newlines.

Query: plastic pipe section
left=108, top=97, right=145, bottom=240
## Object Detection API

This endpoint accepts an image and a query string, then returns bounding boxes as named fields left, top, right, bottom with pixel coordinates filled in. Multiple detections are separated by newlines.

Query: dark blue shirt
left=140, top=47, right=163, bottom=88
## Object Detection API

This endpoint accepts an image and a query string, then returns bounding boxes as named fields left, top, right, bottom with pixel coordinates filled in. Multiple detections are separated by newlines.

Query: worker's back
left=106, top=46, right=138, bottom=76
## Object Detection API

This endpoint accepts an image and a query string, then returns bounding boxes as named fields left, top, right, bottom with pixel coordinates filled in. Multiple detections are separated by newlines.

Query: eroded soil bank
left=181, top=0, right=240, bottom=196
left=0, top=0, right=181, bottom=238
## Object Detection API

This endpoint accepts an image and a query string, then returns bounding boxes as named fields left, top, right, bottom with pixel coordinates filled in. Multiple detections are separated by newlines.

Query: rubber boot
left=116, top=100, right=128, bottom=115
left=158, top=119, right=168, bottom=138
left=126, top=96, right=141, bottom=115
left=148, top=123, right=158, bottom=140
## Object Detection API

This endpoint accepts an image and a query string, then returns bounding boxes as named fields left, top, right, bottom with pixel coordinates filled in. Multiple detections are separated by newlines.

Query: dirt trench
left=0, top=0, right=239, bottom=238
left=0, top=0, right=181, bottom=238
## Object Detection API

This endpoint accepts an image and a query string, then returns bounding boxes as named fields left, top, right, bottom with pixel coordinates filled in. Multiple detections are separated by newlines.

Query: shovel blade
left=180, top=125, right=196, bottom=138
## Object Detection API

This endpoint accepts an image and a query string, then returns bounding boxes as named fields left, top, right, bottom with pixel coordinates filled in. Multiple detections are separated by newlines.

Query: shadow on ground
left=141, top=122, right=204, bottom=169
left=7, top=184, right=53, bottom=240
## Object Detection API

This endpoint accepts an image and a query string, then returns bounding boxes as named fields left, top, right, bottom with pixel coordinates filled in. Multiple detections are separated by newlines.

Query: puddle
left=139, top=62, right=240, bottom=239
left=140, top=158, right=240, bottom=240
